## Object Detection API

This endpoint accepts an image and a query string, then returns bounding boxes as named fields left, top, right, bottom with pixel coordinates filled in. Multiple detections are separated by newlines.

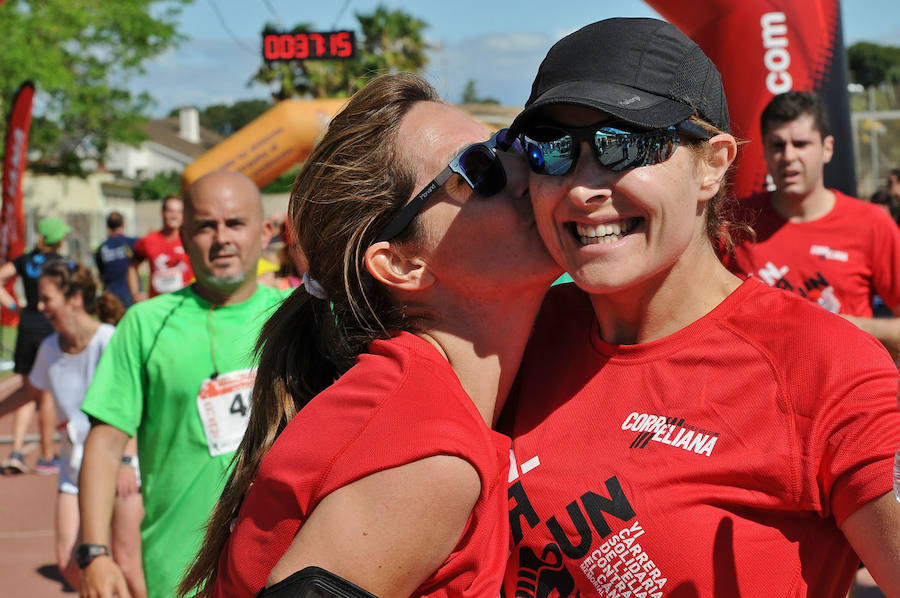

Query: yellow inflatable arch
left=182, top=98, right=347, bottom=189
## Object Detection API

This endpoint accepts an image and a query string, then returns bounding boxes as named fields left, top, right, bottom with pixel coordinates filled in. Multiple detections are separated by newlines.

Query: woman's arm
left=0, top=377, right=42, bottom=418
left=266, top=455, right=481, bottom=597
left=841, top=491, right=900, bottom=596
left=0, top=262, right=19, bottom=309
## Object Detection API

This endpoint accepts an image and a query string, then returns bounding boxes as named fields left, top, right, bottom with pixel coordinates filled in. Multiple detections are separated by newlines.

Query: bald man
left=78, top=171, right=286, bottom=598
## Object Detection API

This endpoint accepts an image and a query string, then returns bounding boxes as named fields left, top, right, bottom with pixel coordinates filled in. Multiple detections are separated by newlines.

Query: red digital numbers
left=263, top=31, right=355, bottom=61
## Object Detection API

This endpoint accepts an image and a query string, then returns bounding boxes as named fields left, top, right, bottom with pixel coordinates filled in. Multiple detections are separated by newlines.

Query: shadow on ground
left=37, top=565, right=75, bottom=593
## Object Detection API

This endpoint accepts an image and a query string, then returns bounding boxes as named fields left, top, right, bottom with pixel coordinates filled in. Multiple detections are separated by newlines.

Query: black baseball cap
left=510, top=18, right=730, bottom=134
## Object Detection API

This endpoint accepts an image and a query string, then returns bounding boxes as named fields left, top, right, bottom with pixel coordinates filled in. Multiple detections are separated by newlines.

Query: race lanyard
left=195, top=304, right=253, bottom=457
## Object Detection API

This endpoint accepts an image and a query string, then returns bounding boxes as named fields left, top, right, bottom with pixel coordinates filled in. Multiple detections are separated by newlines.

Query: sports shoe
left=35, top=456, right=60, bottom=475
left=3, top=451, right=28, bottom=474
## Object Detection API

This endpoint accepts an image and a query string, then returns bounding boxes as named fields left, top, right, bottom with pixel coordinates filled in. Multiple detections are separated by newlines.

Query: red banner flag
left=645, top=0, right=854, bottom=199
left=2, top=80, right=35, bottom=326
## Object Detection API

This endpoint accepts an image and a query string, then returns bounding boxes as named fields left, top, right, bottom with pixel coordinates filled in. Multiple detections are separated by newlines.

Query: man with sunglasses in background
left=727, top=91, right=900, bottom=357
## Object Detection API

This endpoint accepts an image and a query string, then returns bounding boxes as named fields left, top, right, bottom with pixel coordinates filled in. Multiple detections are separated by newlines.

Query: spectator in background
left=888, top=167, right=900, bottom=205
left=869, top=187, right=900, bottom=223
left=256, top=219, right=304, bottom=290
left=0, top=262, right=145, bottom=596
left=0, top=216, right=70, bottom=474
left=727, top=91, right=900, bottom=356
left=95, top=211, right=138, bottom=307
left=127, top=195, right=193, bottom=301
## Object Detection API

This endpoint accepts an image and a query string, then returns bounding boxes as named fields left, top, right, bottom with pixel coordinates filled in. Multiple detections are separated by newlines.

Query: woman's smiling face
left=528, top=105, right=710, bottom=297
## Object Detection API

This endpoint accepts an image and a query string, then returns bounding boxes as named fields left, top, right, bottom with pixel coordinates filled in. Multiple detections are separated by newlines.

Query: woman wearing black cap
left=501, top=18, right=900, bottom=597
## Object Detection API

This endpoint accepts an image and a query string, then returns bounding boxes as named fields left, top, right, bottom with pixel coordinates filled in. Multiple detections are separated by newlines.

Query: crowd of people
left=1, top=15, right=899, bottom=598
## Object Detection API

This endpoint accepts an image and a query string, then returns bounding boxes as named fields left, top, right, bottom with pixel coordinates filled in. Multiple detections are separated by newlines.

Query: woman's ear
left=697, top=133, right=737, bottom=203
left=364, top=241, right=435, bottom=292
left=68, top=291, right=85, bottom=310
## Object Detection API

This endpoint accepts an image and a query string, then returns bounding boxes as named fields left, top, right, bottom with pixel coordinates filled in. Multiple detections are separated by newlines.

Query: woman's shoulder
left=95, top=323, right=116, bottom=341
left=262, top=334, right=500, bottom=493
left=720, top=281, right=895, bottom=397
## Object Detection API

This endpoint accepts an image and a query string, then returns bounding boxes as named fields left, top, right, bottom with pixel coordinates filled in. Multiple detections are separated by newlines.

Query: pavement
left=1, top=410, right=73, bottom=597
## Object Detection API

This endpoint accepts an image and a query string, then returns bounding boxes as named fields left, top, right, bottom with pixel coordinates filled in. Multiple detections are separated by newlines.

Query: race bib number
left=196, top=368, right=256, bottom=457
left=151, top=268, right=184, bottom=293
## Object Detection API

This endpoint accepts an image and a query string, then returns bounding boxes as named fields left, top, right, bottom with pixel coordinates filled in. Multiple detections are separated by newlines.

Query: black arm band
left=255, top=566, right=377, bottom=598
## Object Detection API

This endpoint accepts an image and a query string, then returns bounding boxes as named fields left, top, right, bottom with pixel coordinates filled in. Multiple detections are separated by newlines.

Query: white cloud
left=425, top=31, right=554, bottom=105
left=129, top=37, right=272, bottom=115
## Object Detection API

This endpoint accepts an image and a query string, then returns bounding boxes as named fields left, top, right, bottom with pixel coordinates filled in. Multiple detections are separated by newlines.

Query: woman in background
left=0, top=217, right=70, bottom=474
left=0, top=262, right=146, bottom=596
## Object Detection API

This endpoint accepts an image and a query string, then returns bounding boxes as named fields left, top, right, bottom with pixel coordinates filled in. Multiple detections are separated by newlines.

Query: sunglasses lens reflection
left=522, top=125, right=680, bottom=175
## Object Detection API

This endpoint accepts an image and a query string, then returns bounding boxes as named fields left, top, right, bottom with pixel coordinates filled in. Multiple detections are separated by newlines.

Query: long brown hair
left=179, top=72, right=441, bottom=597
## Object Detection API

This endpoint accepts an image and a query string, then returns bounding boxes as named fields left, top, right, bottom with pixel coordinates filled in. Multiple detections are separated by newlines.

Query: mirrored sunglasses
left=374, top=128, right=522, bottom=243
left=521, top=120, right=712, bottom=176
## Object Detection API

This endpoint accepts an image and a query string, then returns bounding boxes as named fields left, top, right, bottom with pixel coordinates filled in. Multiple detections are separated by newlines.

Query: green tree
left=261, top=166, right=301, bottom=194
left=461, top=79, right=499, bottom=105
left=252, top=5, right=431, bottom=99
left=132, top=170, right=181, bottom=201
left=848, top=41, right=900, bottom=88
left=0, top=0, right=192, bottom=176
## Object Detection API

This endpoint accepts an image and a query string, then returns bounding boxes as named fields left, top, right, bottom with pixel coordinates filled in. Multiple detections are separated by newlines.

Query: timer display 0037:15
left=262, top=31, right=355, bottom=61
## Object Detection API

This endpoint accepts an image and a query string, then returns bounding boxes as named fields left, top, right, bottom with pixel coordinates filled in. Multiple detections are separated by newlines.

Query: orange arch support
left=182, top=98, right=347, bottom=189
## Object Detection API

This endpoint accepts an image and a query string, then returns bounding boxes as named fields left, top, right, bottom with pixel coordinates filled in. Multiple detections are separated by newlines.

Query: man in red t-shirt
left=728, top=91, right=900, bottom=356
left=128, top=195, right=193, bottom=301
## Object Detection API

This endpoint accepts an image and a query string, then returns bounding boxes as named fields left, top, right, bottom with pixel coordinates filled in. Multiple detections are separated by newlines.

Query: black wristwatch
left=75, top=543, right=110, bottom=568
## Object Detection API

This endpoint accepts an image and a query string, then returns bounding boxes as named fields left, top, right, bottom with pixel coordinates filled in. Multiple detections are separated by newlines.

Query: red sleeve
left=802, top=323, right=900, bottom=526
left=132, top=236, right=147, bottom=263
left=317, top=378, right=498, bottom=506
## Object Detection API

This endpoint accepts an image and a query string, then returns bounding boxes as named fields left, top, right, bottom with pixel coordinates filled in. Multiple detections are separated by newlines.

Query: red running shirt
left=212, top=332, right=511, bottom=598
left=727, top=190, right=900, bottom=316
left=133, top=230, right=193, bottom=296
left=502, top=280, right=900, bottom=598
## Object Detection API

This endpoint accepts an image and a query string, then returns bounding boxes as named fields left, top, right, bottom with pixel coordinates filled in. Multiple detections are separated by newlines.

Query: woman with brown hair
left=0, top=261, right=145, bottom=595
left=179, top=72, right=561, bottom=598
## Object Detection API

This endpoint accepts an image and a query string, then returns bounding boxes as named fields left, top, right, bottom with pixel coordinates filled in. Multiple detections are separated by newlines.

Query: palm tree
left=251, top=5, right=432, bottom=100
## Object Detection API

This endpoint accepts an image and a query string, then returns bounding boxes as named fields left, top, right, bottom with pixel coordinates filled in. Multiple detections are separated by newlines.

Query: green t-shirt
left=82, top=283, right=285, bottom=598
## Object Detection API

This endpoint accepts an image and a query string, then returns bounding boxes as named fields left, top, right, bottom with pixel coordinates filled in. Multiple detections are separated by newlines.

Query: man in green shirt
left=78, top=170, right=285, bottom=598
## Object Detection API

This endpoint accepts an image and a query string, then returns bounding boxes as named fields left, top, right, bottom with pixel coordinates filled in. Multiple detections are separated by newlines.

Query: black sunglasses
left=521, top=120, right=713, bottom=176
left=374, top=128, right=522, bottom=243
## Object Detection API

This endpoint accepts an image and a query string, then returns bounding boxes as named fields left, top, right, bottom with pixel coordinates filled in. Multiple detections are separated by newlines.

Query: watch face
left=76, top=544, right=109, bottom=568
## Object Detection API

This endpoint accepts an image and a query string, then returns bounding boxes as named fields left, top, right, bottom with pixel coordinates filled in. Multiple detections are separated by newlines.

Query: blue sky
left=132, top=0, right=900, bottom=116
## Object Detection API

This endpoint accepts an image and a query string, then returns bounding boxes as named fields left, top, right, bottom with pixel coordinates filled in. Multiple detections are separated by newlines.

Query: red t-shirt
left=727, top=190, right=900, bottom=316
left=133, top=230, right=193, bottom=296
left=502, top=280, right=900, bottom=598
left=212, top=332, right=511, bottom=598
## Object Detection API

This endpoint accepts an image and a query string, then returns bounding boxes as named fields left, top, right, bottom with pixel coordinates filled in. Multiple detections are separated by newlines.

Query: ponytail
left=96, top=291, right=126, bottom=325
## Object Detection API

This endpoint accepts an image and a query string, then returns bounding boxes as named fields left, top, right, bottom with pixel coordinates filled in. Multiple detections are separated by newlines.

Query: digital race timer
left=262, top=31, right=356, bottom=61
